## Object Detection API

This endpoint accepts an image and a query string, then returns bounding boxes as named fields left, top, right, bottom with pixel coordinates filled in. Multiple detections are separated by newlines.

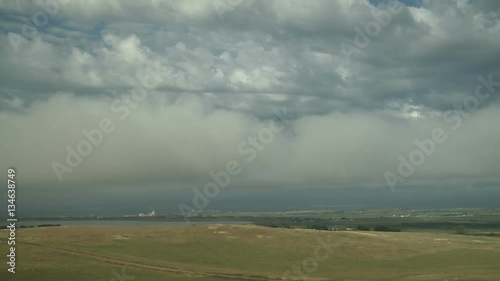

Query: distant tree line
left=356, top=225, right=401, bottom=232
left=266, top=223, right=292, bottom=229
left=308, top=224, right=329, bottom=230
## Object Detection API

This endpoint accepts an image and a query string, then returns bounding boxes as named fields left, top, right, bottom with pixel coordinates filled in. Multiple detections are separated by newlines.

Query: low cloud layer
left=2, top=91, right=499, bottom=191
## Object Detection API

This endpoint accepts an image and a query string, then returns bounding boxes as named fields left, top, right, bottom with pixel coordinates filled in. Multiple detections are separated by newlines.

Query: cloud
left=1, top=0, right=499, bottom=207
left=1, top=92, right=499, bottom=191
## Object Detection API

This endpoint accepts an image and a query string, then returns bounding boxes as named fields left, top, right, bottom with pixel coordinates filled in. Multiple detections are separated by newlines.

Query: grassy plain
left=1, top=223, right=500, bottom=281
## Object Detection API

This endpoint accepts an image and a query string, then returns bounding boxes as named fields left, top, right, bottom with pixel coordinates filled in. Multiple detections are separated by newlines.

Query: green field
left=1, top=224, right=500, bottom=280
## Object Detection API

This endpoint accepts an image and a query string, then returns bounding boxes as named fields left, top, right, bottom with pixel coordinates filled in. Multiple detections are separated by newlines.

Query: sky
left=0, top=0, right=499, bottom=216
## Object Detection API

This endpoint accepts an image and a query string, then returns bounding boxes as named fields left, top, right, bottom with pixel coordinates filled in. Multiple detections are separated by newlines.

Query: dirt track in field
left=21, top=241, right=327, bottom=281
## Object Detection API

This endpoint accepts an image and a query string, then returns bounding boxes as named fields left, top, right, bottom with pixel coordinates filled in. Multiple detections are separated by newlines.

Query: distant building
left=138, top=210, right=156, bottom=217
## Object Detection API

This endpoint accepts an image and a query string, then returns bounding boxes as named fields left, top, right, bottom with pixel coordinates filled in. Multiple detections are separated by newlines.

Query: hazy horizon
left=1, top=0, right=500, bottom=217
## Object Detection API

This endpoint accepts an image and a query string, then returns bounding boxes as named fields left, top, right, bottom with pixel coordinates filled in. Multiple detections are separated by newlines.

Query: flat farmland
left=1, top=225, right=500, bottom=280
